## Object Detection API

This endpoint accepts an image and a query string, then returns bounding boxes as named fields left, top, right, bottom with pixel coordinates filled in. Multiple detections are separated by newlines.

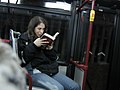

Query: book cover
left=41, top=32, right=59, bottom=45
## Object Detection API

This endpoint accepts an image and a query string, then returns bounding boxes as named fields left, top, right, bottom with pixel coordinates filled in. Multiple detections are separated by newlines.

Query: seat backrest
left=10, top=29, right=21, bottom=54
left=9, top=29, right=27, bottom=64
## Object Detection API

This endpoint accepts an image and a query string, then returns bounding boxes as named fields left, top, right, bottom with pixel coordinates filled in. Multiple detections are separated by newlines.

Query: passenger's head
left=0, top=41, right=26, bottom=90
left=0, top=41, right=21, bottom=64
left=27, top=16, right=48, bottom=38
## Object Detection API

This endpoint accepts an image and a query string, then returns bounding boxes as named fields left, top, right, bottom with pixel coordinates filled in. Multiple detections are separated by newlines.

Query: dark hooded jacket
left=18, top=32, right=58, bottom=76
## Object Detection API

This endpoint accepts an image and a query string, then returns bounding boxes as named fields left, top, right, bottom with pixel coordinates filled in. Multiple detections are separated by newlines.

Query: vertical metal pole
left=77, top=0, right=89, bottom=12
left=85, top=0, right=95, bottom=66
left=82, top=0, right=95, bottom=90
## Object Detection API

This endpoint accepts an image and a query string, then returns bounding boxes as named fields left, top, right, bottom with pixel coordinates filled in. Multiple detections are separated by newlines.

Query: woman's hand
left=33, top=38, right=49, bottom=47
left=46, top=43, right=53, bottom=50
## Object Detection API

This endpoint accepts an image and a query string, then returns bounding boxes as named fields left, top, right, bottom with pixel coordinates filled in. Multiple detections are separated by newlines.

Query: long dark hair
left=27, top=16, right=48, bottom=38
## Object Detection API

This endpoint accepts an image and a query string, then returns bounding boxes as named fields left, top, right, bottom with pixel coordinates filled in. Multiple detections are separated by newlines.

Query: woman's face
left=34, top=23, right=45, bottom=37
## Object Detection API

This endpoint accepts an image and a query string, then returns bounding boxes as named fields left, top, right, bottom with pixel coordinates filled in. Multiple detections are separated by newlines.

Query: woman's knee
left=32, top=73, right=64, bottom=90
left=32, top=78, right=64, bottom=90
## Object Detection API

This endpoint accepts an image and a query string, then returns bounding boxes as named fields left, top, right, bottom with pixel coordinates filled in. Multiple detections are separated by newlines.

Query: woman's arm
left=18, top=35, right=38, bottom=66
left=43, top=49, right=58, bottom=61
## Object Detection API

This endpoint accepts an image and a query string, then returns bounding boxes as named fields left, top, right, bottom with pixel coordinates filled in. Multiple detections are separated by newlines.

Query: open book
left=41, top=32, right=59, bottom=45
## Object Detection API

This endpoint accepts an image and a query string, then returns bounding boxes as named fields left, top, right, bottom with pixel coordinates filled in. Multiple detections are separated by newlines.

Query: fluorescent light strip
left=45, top=2, right=71, bottom=11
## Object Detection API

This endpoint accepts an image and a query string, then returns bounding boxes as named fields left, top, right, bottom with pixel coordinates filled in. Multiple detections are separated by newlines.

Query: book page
left=41, top=32, right=59, bottom=45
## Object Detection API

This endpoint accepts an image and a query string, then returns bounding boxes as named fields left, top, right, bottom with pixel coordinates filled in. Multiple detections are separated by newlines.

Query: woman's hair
left=27, top=16, right=48, bottom=37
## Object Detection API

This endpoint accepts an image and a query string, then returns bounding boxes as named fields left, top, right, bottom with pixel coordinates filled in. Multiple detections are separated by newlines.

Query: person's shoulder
left=20, top=32, right=29, bottom=40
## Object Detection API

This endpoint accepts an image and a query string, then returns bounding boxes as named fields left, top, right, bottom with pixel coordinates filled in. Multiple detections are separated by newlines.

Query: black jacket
left=18, top=32, right=58, bottom=76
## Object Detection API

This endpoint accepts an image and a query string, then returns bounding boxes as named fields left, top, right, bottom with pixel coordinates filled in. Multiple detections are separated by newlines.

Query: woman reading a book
left=18, top=16, right=80, bottom=90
